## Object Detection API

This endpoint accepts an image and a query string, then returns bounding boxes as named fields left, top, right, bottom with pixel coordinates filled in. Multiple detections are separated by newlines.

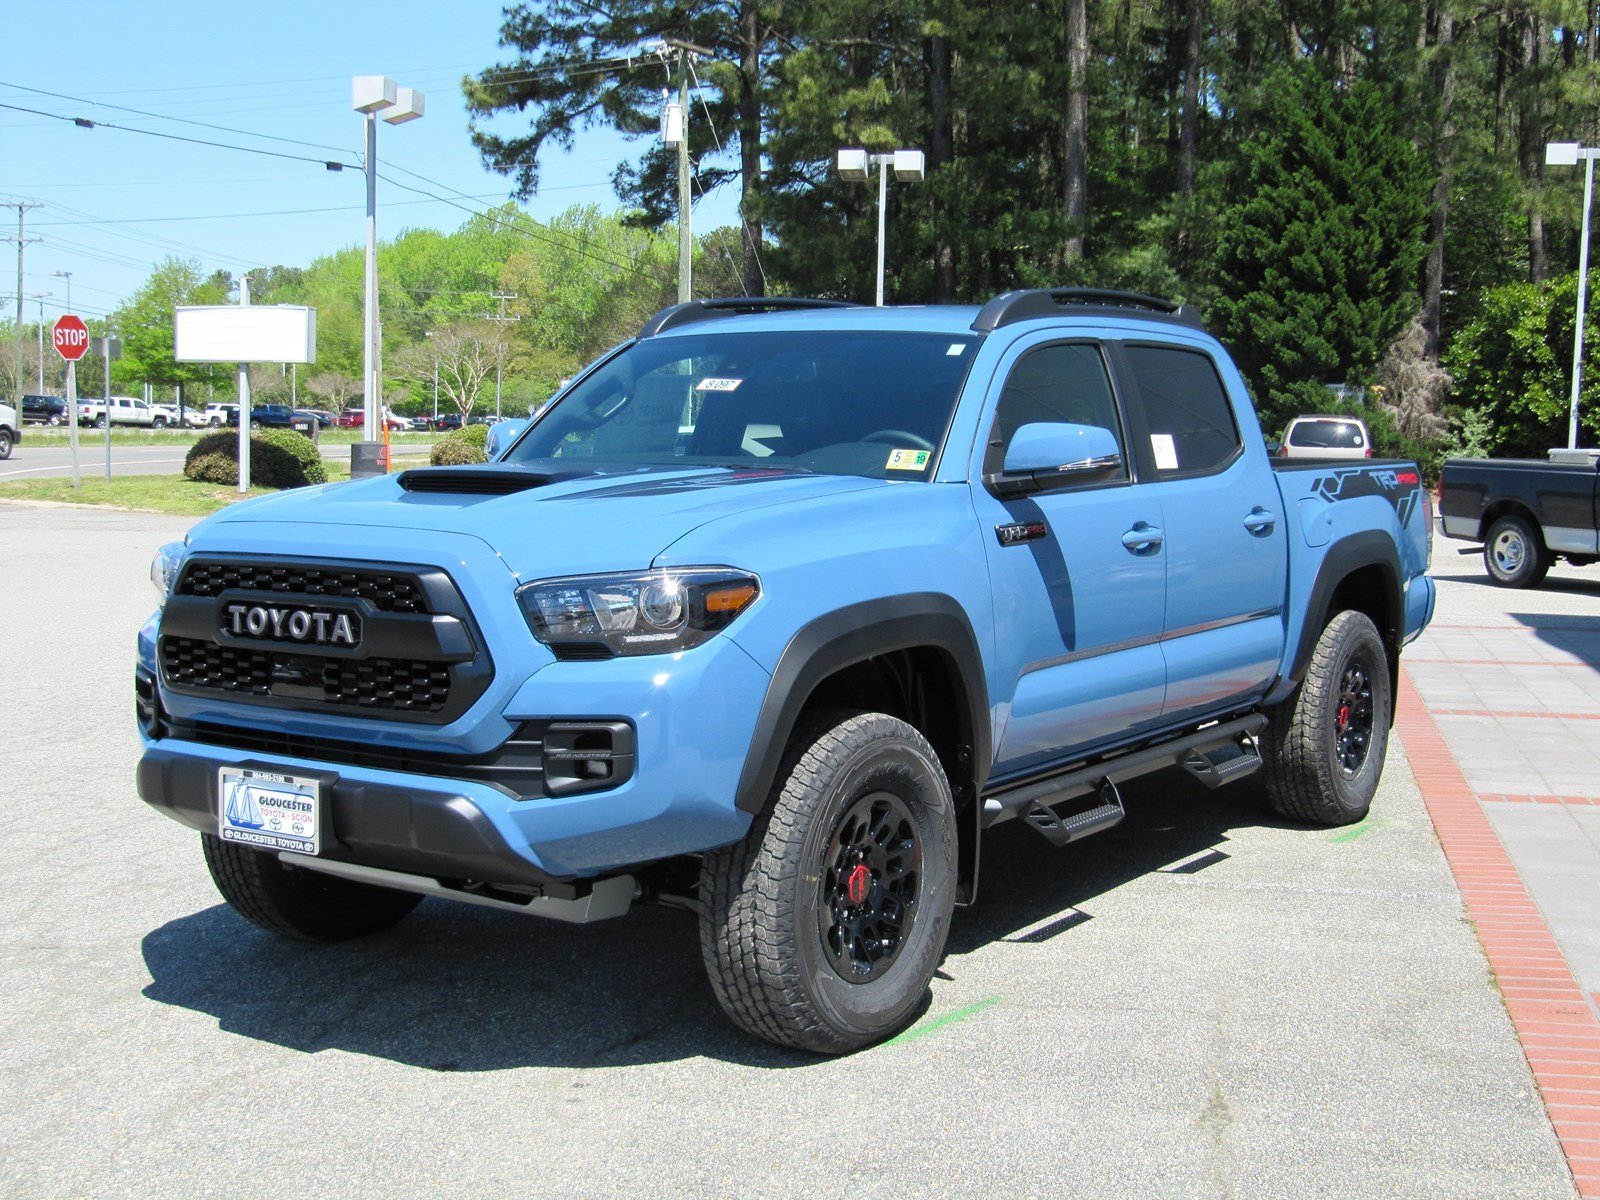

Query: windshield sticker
left=695, top=377, right=742, bottom=392
left=886, top=448, right=932, bottom=471
left=1150, top=433, right=1179, bottom=471
left=946, top=343, right=966, bottom=356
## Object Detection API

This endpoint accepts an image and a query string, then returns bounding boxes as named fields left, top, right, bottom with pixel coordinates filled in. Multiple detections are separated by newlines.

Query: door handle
left=1121, top=523, right=1164, bottom=555
left=1244, top=507, right=1277, bottom=536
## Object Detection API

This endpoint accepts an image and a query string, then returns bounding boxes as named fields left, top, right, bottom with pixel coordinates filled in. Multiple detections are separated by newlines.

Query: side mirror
left=486, top=417, right=531, bottom=459
left=991, top=422, right=1124, bottom=494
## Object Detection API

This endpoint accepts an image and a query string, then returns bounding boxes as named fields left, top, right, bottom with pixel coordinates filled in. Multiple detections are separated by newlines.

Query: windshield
left=504, top=329, right=981, bottom=480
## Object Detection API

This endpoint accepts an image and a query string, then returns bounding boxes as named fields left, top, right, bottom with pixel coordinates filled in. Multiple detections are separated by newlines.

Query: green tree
left=109, top=257, right=229, bottom=401
left=1209, top=67, right=1431, bottom=426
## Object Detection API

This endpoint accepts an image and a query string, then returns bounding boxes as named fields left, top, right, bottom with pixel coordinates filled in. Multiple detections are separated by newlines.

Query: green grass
left=22, top=427, right=444, bottom=448
left=0, top=464, right=353, bottom=517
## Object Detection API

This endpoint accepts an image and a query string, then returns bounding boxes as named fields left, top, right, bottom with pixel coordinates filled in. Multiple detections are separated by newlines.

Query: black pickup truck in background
left=1438, top=451, right=1600, bottom=587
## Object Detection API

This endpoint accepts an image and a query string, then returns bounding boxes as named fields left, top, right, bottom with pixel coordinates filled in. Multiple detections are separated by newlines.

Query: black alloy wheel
left=818, top=791, right=922, bottom=983
left=1333, top=656, right=1375, bottom=776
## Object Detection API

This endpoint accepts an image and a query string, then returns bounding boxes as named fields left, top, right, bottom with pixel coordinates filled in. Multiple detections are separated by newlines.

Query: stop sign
left=53, top=315, right=90, bottom=361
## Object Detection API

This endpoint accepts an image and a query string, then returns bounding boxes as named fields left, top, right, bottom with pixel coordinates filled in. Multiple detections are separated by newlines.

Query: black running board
left=982, top=714, right=1267, bottom=832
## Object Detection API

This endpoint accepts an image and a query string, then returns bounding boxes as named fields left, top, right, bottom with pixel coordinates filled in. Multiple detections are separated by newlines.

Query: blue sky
left=0, top=1, right=739, bottom=322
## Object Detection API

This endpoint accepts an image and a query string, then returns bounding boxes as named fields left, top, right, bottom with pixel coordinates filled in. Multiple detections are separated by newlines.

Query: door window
left=984, top=343, right=1127, bottom=482
left=1122, top=346, right=1240, bottom=477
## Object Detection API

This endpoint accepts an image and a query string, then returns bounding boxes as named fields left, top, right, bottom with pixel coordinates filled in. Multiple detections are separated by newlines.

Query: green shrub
left=429, top=423, right=490, bottom=466
left=184, top=428, right=327, bottom=489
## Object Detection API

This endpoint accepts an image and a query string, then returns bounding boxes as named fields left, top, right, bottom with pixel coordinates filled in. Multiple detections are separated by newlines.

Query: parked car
left=1277, top=415, right=1372, bottom=460
left=336, top=408, right=364, bottom=429
left=433, top=413, right=464, bottom=432
left=21, top=394, right=66, bottom=426
left=1438, top=449, right=1599, bottom=587
left=203, top=404, right=240, bottom=428
left=406, top=415, right=433, bottom=432
left=296, top=408, right=335, bottom=426
left=149, top=403, right=208, bottom=430
left=78, top=396, right=156, bottom=428
left=137, top=289, right=1435, bottom=1053
left=0, top=401, right=18, bottom=459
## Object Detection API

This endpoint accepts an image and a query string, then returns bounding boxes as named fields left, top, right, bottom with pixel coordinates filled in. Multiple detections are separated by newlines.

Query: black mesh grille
left=162, top=636, right=452, bottom=713
left=178, top=562, right=427, bottom=614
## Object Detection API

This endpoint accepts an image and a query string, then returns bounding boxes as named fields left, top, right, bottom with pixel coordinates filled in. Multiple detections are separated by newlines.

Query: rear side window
left=1288, top=419, right=1365, bottom=449
left=1122, top=346, right=1240, bottom=477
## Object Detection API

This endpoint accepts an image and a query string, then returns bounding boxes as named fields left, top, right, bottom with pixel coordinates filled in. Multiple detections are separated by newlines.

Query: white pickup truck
left=78, top=396, right=156, bottom=428
left=149, top=403, right=208, bottom=429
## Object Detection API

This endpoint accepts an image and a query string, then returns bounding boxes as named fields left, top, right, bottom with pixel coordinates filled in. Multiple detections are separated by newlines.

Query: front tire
left=1262, top=610, right=1392, bottom=825
left=1483, top=514, right=1549, bottom=588
left=700, top=711, right=957, bottom=1054
left=201, top=834, right=421, bottom=941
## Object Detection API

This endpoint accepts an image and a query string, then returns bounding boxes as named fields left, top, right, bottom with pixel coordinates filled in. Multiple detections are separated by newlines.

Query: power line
left=0, top=102, right=357, bottom=170
left=0, top=81, right=355, bottom=156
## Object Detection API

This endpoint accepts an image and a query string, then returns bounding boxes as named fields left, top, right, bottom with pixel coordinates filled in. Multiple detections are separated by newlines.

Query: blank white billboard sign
left=174, top=306, right=317, bottom=364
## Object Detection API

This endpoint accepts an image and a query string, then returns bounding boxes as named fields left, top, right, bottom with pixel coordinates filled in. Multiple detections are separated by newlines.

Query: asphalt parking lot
left=0, top=503, right=1579, bottom=1199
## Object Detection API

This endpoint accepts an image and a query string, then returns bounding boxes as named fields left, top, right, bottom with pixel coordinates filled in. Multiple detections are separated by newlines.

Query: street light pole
left=30, top=292, right=50, bottom=393
left=1547, top=141, right=1598, bottom=450
left=425, top=330, right=438, bottom=422
left=836, top=148, right=926, bottom=306
left=352, top=75, right=425, bottom=464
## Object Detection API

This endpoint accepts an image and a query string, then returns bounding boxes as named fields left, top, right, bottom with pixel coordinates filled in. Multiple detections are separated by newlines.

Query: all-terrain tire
left=201, top=834, right=421, bottom=941
left=1483, top=514, right=1550, bottom=588
left=699, top=710, right=958, bottom=1054
left=1261, top=610, right=1392, bottom=826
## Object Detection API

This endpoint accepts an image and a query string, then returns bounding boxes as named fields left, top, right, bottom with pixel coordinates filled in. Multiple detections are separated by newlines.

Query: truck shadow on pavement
left=140, top=768, right=1293, bottom=1070
left=1430, top=563, right=1600, bottom=597
left=1509, top=611, right=1600, bottom=667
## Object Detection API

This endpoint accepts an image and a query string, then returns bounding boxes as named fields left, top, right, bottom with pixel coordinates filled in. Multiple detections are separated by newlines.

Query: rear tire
left=1483, top=514, right=1549, bottom=588
left=700, top=711, right=957, bottom=1054
left=0, top=428, right=12, bottom=460
left=1261, top=610, right=1391, bottom=826
left=201, top=834, right=421, bottom=941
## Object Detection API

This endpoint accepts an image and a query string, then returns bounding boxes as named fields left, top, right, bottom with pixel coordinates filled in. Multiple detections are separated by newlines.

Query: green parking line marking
left=1329, top=818, right=1381, bottom=843
left=885, top=996, right=1002, bottom=1046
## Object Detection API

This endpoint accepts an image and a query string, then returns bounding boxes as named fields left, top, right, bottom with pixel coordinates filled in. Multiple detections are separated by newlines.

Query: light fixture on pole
left=1546, top=140, right=1597, bottom=450
left=836, top=147, right=925, bottom=306
left=51, top=269, right=72, bottom=314
left=352, top=74, right=425, bottom=471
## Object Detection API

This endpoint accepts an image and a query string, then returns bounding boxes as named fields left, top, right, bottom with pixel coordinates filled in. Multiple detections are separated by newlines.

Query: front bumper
left=137, top=616, right=772, bottom=881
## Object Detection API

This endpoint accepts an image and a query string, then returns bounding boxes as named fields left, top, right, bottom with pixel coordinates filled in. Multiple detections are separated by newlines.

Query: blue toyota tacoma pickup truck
left=136, top=289, right=1435, bottom=1053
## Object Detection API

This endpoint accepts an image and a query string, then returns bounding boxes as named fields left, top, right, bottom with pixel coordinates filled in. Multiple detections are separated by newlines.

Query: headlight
left=517, top=568, right=759, bottom=657
left=150, top=541, right=187, bottom=604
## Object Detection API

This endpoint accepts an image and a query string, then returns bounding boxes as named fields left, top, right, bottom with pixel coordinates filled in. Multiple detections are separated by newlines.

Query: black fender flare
left=1285, top=530, right=1404, bottom=705
left=733, top=593, right=991, bottom=816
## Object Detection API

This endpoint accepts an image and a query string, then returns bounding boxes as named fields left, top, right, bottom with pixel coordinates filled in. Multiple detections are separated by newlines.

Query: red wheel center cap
left=845, top=864, right=872, bottom=906
left=1337, top=704, right=1351, bottom=731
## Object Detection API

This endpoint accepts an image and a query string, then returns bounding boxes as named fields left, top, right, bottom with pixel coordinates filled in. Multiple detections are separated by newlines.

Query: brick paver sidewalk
left=1404, top=576, right=1600, bottom=1198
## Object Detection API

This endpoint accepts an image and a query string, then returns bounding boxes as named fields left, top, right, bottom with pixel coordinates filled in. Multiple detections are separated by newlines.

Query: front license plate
left=218, top=767, right=320, bottom=856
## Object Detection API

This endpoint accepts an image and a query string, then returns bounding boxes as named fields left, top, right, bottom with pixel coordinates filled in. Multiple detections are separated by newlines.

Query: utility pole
left=677, top=46, right=692, bottom=303
left=7, top=201, right=41, bottom=416
left=30, top=293, right=50, bottom=393
left=487, top=292, right=521, bottom=420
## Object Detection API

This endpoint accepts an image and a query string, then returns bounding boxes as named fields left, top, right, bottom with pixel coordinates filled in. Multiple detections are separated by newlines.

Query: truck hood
left=208, top=460, right=889, bottom=578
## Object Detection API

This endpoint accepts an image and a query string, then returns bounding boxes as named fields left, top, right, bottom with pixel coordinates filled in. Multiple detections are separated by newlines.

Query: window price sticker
left=695, top=377, right=742, bottom=392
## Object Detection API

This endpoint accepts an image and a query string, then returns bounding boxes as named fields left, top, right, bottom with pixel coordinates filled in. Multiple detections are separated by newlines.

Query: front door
left=972, top=339, right=1167, bottom=776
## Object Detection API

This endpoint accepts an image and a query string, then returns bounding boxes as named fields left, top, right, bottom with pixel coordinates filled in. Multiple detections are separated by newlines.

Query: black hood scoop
left=396, top=466, right=592, bottom=496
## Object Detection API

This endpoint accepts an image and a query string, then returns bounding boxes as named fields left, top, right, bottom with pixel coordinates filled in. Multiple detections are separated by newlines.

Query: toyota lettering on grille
left=222, top=603, right=361, bottom=648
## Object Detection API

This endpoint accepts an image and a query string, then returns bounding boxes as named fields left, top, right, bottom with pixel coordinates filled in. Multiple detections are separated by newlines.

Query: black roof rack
left=638, top=296, right=860, bottom=338
left=971, top=287, right=1204, bottom=333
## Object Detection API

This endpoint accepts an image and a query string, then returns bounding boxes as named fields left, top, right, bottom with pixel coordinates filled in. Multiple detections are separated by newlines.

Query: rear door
left=1112, top=342, right=1288, bottom=723
left=971, top=336, right=1167, bottom=774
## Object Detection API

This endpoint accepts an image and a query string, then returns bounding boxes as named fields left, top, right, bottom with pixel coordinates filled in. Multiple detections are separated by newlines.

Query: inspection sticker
left=1150, top=433, right=1179, bottom=471
left=886, top=448, right=931, bottom=471
left=695, top=377, right=742, bottom=392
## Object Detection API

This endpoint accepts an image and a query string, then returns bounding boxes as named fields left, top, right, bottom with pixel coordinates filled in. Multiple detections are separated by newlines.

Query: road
left=0, top=504, right=1578, bottom=1200
left=0, top=440, right=434, bottom=481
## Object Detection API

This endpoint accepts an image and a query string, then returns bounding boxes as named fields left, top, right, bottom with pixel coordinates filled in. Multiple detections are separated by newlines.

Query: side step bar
left=982, top=714, right=1268, bottom=832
